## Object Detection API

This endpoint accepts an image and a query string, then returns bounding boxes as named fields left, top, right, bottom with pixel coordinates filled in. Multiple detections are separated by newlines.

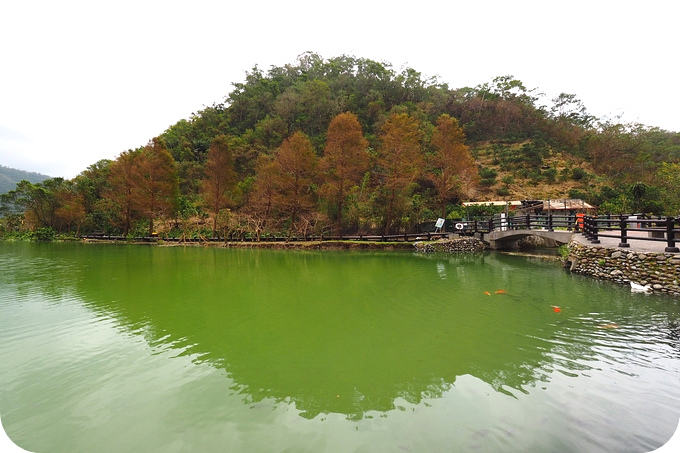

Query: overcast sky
left=1, top=0, right=678, bottom=179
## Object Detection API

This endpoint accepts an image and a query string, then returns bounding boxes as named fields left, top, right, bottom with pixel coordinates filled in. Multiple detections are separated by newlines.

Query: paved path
left=571, top=230, right=679, bottom=254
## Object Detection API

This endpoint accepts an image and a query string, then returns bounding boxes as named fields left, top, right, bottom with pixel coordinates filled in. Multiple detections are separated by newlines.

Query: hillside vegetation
left=2, top=53, right=679, bottom=239
left=0, top=165, right=50, bottom=194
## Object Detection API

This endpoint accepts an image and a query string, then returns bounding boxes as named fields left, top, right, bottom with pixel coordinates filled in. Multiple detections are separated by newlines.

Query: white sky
left=1, top=0, right=678, bottom=179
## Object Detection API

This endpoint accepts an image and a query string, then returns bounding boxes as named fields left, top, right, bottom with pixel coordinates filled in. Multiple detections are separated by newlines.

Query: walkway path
left=571, top=230, right=679, bottom=254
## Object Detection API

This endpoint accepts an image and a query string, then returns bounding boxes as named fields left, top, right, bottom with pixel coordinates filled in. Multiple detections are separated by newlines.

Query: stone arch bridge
left=485, top=229, right=574, bottom=250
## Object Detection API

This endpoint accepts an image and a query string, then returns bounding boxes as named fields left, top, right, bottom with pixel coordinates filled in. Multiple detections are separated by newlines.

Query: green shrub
left=543, top=168, right=557, bottom=183
left=568, top=188, right=589, bottom=200
left=501, top=175, right=515, bottom=185
left=479, top=167, right=498, bottom=187
left=516, top=168, right=529, bottom=179
left=30, top=227, right=57, bottom=241
left=479, top=167, right=498, bottom=179
left=571, top=168, right=588, bottom=181
left=558, top=245, right=569, bottom=259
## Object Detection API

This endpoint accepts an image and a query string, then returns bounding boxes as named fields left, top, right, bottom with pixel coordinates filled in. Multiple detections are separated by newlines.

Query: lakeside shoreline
left=78, top=237, right=417, bottom=250
left=566, top=240, right=680, bottom=297
left=6, top=235, right=679, bottom=297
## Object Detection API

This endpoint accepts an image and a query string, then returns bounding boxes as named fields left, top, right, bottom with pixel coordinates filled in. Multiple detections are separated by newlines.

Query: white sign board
left=435, top=218, right=445, bottom=228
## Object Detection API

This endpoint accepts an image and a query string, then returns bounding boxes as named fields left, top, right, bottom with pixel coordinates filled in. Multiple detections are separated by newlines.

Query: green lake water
left=1, top=241, right=679, bottom=452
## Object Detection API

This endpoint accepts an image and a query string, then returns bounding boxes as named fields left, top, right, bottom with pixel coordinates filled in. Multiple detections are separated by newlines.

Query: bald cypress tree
left=320, top=112, right=370, bottom=234
left=131, top=138, right=179, bottom=236
left=428, top=114, right=478, bottom=221
left=201, top=135, right=238, bottom=237
left=375, top=113, right=424, bottom=235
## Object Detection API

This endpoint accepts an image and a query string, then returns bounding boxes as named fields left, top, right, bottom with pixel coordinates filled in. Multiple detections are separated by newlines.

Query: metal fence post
left=590, top=216, right=600, bottom=244
left=666, top=217, right=679, bottom=252
left=583, top=216, right=591, bottom=240
left=618, top=215, right=630, bottom=248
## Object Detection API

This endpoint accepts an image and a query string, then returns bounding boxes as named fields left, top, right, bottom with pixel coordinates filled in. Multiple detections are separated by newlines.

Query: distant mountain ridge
left=0, top=165, right=51, bottom=194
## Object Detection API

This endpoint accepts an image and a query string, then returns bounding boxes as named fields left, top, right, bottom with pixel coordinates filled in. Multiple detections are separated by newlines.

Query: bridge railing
left=581, top=215, right=679, bottom=253
left=481, top=213, right=679, bottom=253
left=487, top=213, right=578, bottom=232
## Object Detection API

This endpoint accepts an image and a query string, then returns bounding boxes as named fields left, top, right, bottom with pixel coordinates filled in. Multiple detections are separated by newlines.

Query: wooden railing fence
left=79, top=214, right=679, bottom=252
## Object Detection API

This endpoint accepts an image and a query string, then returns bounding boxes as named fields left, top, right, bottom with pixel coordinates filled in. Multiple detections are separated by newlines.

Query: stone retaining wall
left=566, top=241, right=680, bottom=297
left=413, top=238, right=486, bottom=253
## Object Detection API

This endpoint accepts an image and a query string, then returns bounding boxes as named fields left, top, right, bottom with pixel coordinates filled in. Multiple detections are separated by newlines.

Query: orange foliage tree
left=54, top=182, right=86, bottom=235
left=272, top=131, right=318, bottom=232
left=132, top=138, right=179, bottom=236
left=106, top=150, right=138, bottom=236
left=428, top=114, right=478, bottom=221
left=201, top=135, right=238, bottom=237
left=320, top=112, right=370, bottom=234
left=375, top=113, right=424, bottom=234
left=248, top=154, right=279, bottom=236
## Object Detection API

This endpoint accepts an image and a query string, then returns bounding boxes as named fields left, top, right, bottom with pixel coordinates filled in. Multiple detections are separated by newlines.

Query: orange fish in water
left=484, top=291, right=491, bottom=296
left=495, top=290, right=507, bottom=294
left=552, top=306, right=561, bottom=313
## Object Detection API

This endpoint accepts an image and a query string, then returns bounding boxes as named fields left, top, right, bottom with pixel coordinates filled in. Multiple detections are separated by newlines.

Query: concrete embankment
left=566, top=240, right=680, bottom=297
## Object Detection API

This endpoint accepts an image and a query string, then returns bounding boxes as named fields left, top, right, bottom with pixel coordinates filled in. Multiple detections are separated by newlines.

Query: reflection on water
left=1, top=242, right=679, bottom=452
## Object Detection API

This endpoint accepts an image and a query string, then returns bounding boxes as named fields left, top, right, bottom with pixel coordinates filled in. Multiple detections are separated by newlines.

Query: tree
left=375, top=113, right=424, bottom=234
left=586, top=121, right=666, bottom=182
left=656, top=163, right=680, bottom=215
left=320, top=112, right=370, bottom=234
left=107, top=150, right=139, bottom=236
left=75, top=160, right=112, bottom=233
left=428, top=114, right=477, bottom=222
left=275, top=79, right=336, bottom=141
left=549, top=93, right=595, bottom=128
left=132, top=138, right=179, bottom=236
left=1, top=178, right=67, bottom=231
left=54, top=181, right=86, bottom=234
left=629, top=182, right=649, bottom=213
left=489, top=75, right=539, bottom=105
left=248, top=154, right=279, bottom=237
left=272, top=131, right=318, bottom=232
left=201, top=135, right=238, bottom=237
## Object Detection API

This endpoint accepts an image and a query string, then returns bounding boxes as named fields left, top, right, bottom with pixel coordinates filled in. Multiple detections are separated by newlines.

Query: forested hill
left=159, top=52, right=679, bottom=211
left=2, top=53, right=680, bottom=239
left=0, top=165, right=50, bottom=194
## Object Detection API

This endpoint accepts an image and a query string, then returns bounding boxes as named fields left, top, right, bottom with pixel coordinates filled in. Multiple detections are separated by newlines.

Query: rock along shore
left=566, top=240, right=680, bottom=297
left=413, top=238, right=486, bottom=253
left=160, top=239, right=415, bottom=250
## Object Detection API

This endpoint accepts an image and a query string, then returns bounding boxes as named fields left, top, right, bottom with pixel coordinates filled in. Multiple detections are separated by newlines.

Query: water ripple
left=2, top=244, right=680, bottom=452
